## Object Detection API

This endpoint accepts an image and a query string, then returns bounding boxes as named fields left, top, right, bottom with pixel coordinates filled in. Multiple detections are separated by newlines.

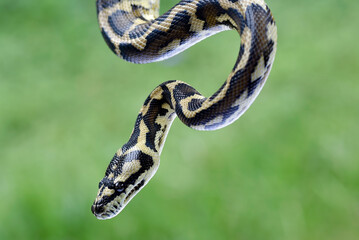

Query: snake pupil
left=115, top=182, right=124, bottom=192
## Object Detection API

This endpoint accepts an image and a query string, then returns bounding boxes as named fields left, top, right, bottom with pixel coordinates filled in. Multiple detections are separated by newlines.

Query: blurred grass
left=0, top=0, right=358, bottom=239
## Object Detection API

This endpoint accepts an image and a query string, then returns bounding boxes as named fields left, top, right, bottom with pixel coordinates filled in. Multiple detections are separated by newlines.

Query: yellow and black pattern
left=92, top=0, right=277, bottom=219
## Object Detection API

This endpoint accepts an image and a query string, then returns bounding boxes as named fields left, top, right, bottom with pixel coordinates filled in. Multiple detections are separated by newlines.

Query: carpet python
left=92, top=0, right=277, bottom=219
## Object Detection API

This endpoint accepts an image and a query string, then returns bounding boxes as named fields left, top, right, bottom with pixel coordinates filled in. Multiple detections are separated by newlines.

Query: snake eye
left=115, top=182, right=124, bottom=192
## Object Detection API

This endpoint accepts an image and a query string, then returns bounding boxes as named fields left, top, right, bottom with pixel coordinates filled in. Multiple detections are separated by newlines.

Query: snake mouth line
left=124, top=180, right=146, bottom=203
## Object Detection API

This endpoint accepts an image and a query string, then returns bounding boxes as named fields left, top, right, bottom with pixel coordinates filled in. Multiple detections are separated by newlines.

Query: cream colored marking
left=231, top=89, right=249, bottom=108
left=116, top=149, right=123, bottom=157
left=132, top=38, right=147, bottom=51
left=140, top=86, right=163, bottom=116
left=232, top=27, right=252, bottom=72
left=103, top=187, right=115, bottom=196
left=123, top=18, right=148, bottom=38
left=189, top=14, right=205, bottom=32
left=251, top=56, right=265, bottom=82
left=95, top=186, right=104, bottom=202
left=114, top=160, right=142, bottom=182
left=206, top=115, right=224, bottom=126
left=154, top=104, right=173, bottom=130
left=135, top=120, right=159, bottom=156
left=114, top=45, right=121, bottom=56
left=154, top=103, right=176, bottom=153
left=266, top=21, right=278, bottom=65
left=216, top=13, right=238, bottom=29
left=242, top=0, right=267, bottom=9
left=164, top=81, right=183, bottom=110
left=219, top=0, right=267, bottom=14
left=140, top=0, right=160, bottom=20
left=179, top=94, right=205, bottom=117
left=137, top=120, right=149, bottom=145
left=96, top=187, right=115, bottom=202
left=158, top=39, right=181, bottom=55
left=108, top=173, right=115, bottom=179
left=149, top=85, right=164, bottom=99
left=218, top=0, right=245, bottom=15
left=267, top=21, right=277, bottom=42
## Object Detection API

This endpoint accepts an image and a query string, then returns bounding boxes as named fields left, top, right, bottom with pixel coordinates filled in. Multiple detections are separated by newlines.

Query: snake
left=91, top=0, right=277, bottom=220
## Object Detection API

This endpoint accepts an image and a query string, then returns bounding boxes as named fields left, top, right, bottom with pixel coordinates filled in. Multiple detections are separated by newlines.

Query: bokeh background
left=1, top=0, right=358, bottom=239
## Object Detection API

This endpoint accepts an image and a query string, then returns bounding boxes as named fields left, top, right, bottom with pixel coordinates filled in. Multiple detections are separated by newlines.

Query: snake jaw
left=91, top=195, right=124, bottom=220
left=91, top=189, right=132, bottom=220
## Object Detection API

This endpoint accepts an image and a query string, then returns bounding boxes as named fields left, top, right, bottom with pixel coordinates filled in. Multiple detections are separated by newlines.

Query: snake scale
left=92, top=0, right=277, bottom=219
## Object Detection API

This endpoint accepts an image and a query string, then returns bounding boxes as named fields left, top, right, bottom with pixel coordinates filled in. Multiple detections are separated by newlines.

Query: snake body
left=92, top=0, right=277, bottom=220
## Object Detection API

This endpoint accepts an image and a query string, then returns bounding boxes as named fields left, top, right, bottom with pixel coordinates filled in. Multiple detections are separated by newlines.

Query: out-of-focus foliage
left=0, top=0, right=358, bottom=239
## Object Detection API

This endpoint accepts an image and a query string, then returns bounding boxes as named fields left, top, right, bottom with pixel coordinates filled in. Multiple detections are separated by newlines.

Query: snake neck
left=121, top=81, right=178, bottom=155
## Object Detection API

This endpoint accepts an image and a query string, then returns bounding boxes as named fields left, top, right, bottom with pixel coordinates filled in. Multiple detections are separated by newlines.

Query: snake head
left=91, top=150, right=159, bottom=219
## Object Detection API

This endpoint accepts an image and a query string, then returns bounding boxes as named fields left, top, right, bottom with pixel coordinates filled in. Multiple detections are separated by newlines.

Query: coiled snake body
left=92, top=0, right=277, bottom=219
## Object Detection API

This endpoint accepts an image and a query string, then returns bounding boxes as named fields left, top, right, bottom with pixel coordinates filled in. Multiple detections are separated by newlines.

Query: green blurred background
left=1, top=0, right=358, bottom=239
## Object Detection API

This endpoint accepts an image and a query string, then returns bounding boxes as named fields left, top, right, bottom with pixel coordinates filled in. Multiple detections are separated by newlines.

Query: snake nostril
left=91, top=204, right=104, bottom=215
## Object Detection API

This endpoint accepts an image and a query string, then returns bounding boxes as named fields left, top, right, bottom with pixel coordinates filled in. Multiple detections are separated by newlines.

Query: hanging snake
left=91, top=0, right=277, bottom=219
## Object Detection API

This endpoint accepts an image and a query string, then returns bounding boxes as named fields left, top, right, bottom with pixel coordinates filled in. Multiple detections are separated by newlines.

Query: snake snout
left=91, top=203, right=104, bottom=216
